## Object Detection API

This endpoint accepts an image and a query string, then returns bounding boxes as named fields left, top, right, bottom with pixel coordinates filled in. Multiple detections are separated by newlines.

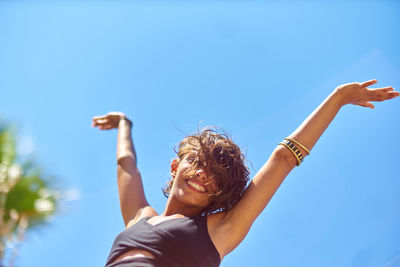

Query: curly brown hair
left=162, top=128, right=250, bottom=215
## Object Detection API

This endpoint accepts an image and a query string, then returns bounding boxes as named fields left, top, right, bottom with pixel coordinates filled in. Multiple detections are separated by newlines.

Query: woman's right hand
left=92, top=112, right=131, bottom=130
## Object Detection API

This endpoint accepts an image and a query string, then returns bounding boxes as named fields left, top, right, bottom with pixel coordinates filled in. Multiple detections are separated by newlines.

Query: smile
left=186, top=180, right=206, bottom=193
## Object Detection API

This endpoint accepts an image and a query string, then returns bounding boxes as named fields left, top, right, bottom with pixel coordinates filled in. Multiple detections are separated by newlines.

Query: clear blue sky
left=1, top=1, right=399, bottom=267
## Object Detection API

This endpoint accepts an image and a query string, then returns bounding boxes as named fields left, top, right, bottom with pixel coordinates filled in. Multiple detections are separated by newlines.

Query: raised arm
left=213, top=80, right=399, bottom=257
left=92, top=112, right=155, bottom=227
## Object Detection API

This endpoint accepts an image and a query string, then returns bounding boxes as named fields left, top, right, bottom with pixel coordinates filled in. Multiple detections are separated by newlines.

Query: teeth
left=187, top=180, right=205, bottom=192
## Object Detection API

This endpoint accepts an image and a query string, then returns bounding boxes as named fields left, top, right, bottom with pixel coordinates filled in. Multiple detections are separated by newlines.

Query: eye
left=186, top=155, right=196, bottom=163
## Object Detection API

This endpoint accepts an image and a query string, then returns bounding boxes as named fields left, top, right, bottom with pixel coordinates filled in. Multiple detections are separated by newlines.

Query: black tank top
left=105, top=215, right=221, bottom=267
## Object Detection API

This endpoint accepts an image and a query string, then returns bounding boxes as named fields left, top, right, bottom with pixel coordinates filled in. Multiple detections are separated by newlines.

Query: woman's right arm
left=93, top=112, right=157, bottom=227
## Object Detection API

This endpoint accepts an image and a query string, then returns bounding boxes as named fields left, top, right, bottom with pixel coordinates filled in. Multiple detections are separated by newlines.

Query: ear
left=171, top=158, right=179, bottom=177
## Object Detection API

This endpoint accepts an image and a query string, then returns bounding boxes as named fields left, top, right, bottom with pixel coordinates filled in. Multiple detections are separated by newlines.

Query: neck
left=162, top=196, right=204, bottom=217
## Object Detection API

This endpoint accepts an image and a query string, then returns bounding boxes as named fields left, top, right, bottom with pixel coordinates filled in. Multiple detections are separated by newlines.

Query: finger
left=381, top=91, right=400, bottom=100
left=370, top=86, right=394, bottom=93
left=92, top=115, right=107, bottom=120
left=93, top=121, right=110, bottom=128
left=356, top=102, right=374, bottom=109
left=92, top=119, right=104, bottom=125
left=391, top=91, right=400, bottom=97
left=369, top=89, right=399, bottom=102
left=100, top=124, right=114, bottom=130
left=360, top=79, right=377, bottom=87
left=93, top=119, right=109, bottom=125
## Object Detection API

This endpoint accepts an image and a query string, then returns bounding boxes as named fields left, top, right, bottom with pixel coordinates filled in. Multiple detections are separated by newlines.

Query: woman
left=93, top=80, right=398, bottom=267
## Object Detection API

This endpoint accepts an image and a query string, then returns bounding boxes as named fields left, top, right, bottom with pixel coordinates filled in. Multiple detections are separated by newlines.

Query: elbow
left=117, top=153, right=137, bottom=166
left=273, top=145, right=298, bottom=168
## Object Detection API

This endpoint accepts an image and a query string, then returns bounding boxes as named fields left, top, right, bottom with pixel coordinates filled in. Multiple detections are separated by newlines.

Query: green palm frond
left=0, top=126, right=16, bottom=166
left=0, top=120, right=60, bottom=263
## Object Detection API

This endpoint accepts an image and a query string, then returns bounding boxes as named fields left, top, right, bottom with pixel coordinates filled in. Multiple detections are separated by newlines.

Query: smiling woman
left=92, top=80, right=399, bottom=267
left=163, top=129, right=250, bottom=215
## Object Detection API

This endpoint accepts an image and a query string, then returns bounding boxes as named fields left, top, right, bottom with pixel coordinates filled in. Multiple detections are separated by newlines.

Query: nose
left=195, top=169, right=218, bottom=193
left=195, top=169, right=208, bottom=182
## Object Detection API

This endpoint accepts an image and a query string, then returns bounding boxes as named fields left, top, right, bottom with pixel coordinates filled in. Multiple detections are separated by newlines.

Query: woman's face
left=169, top=155, right=220, bottom=210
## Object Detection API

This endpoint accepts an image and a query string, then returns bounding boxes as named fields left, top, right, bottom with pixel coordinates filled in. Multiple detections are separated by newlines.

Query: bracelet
left=284, top=138, right=310, bottom=155
left=121, top=117, right=133, bottom=128
left=279, top=139, right=304, bottom=166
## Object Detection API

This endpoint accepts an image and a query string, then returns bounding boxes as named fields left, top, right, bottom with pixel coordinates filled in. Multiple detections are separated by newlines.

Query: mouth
left=186, top=179, right=206, bottom=193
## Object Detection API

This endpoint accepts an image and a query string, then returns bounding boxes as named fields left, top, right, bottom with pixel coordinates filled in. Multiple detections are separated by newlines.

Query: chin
left=174, top=190, right=208, bottom=209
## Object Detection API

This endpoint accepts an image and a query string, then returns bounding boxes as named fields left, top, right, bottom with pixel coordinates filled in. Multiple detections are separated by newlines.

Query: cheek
left=205, top=178, right=220, bottom=194
left=210, top=184, right=219, bottom=194
left=177, top=166, right=196, bottom=181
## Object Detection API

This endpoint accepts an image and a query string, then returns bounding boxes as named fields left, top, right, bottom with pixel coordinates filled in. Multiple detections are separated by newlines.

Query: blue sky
left=0, top=1, right=399, bottom=266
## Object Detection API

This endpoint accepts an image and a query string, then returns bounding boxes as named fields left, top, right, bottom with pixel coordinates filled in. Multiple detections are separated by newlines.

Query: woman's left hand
left=334, top=79, right=399, bottom=109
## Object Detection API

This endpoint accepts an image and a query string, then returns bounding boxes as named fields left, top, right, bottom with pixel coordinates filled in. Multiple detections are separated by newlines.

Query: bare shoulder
left=126, top=206, right=158, bottom=229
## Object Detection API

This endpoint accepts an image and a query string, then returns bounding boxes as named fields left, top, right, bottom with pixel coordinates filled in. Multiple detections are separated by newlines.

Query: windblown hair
left=162, top=128, right=250, bottom=215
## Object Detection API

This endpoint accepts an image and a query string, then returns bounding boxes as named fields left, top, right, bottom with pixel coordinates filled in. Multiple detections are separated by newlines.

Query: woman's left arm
left=212, top=80, right=399, bottom=257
